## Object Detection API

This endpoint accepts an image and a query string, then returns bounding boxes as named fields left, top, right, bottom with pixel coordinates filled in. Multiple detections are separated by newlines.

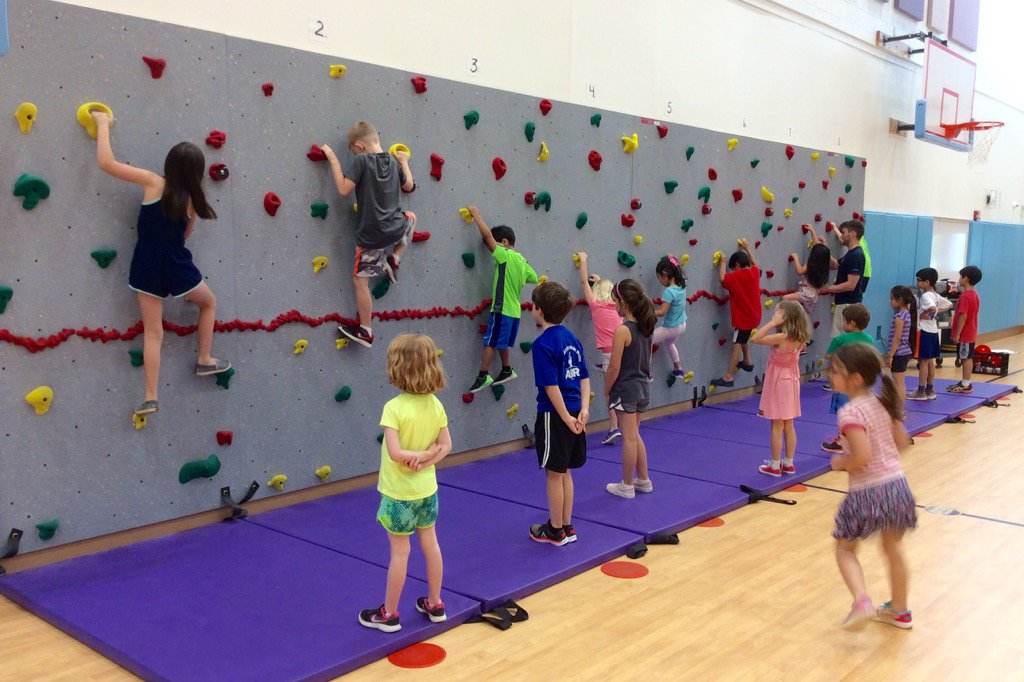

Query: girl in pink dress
left=577, top=252, right=624, bottom=444
left=752, top=301, right=812, bottom=476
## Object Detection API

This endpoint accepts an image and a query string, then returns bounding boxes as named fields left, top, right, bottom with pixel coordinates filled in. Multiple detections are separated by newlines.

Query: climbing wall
left=0, top=0, right=864, bottom=552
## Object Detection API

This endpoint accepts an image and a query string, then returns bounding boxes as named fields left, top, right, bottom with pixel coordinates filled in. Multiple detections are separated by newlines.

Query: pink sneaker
left=842, top=595, right=874, bottom=631
left=872, top=601, right=913, bottom=629
left=758, top=460, right=781, bottom=477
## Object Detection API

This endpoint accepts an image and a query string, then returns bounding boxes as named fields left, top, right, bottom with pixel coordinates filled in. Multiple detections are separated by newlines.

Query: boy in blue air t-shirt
left=528, top=281, right=590, bottom=547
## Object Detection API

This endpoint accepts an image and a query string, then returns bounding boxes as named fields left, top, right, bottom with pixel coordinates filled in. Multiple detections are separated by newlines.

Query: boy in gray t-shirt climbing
left=321, top=121, right=416, bottom=349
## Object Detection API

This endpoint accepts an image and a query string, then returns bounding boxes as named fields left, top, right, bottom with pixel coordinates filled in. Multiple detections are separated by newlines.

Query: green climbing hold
left=844, top=183, right=852, bottom=193
left=590, top=113, right=602, bottom=127
left=617, top=251, right=636, bottom=268
left=697, top=186, right=711, bottom=204
left=128, top=348, right=144, bottom=367
left=462, top=252, right=476, bottom=268
left=35, top=518, right=60, bottom=541
left=214, top=367, right=235, bottom=389
left=178, top=454, right=221, bottom=484
left=685, top=146, right=695, bottom=161
left=533, top=191, right=552, bottom=212
left=464, top=109, right=480, bottom=130
left=666, top=374, right=677, bottom=388
left=520, top=340, right=533, bottom=353
left=664, top=180, right=679, bottom=194
left=0, top=286, right=12, bottom=314
left=376, top=432, right=385, bottom=444
left=335, top=386, right=352, bottom=402
left=372, top=278, right=391, bottom=299
left=310, top=201, right=329, bottom=219
left=712, top=322, right=719, bottom=330
left=524, top=121, right=535, bottom=142
left=12, top=174, right=50, bottom=210
left=844, top=155, right=855, bottom=168
left=576, top=212, right=588, bottom=229
left=760, top=221, right=773, bottom=238
left=491, top=384, right=506, bottom=401
left=680, top=219, right=694, bottom=233
left=90, top=249, right=117, bottom=269
left=791, top=196, right=799, bottom=204
left=750, top=159, right=760, bottom=168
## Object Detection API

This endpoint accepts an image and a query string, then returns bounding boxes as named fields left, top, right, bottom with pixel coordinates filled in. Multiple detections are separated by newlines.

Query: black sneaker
left=469, top=373, right=493, bottom=393
left=415, top=597, right=447, bottom=623
left=358, top=605, right=401, bottom=632
left=711, top=377, right=734, bottom=387
left=530, top=521, right=568, bottom=546
left=563, top=523, right=577, bottom=543
left=821, top=438, right=843, bottom=453
left=822, top=382, right=833, bottom=392
left=736, top=361, right=754, bottom=372
left=384, top=255, right=400, bottom=284
left=493, top=367, right=518, bottom=385
left=340, top=324, right=374, bottom=348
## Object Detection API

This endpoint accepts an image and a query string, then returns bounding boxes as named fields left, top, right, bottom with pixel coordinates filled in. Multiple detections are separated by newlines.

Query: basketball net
left=944, top=121, right=1004, bottom=167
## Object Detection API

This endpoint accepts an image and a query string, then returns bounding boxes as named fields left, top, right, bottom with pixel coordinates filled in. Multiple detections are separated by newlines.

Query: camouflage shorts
left=354, top=212, right=416, bottom=278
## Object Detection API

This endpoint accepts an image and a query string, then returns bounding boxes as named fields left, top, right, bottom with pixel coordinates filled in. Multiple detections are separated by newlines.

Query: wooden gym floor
left=4, top=335, right=1024, bottom=681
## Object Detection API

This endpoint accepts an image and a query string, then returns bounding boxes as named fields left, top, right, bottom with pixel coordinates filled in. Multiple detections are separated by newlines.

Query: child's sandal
left=134, top=400, right=159, bottom=415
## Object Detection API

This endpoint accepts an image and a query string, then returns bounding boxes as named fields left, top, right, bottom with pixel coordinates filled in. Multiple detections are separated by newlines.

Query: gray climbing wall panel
left=0, top=0, right=864, bottom=552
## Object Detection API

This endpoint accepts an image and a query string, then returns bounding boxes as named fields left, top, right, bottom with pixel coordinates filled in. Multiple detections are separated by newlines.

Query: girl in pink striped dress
left=752, top=301, right=811, bottom=477
left=827, top=343, right=917, bottom=632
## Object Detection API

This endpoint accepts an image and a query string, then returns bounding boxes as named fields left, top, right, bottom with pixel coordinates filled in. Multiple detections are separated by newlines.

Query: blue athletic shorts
left=129, top=244, right=203, bottom=299
left=917, top=331, right=940, bottom=360
left=484, top=312, right=520, bottom=350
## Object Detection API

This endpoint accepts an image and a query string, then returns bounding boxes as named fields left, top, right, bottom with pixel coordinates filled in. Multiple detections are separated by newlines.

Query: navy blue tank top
left=137, top=199, right=188, bottom=249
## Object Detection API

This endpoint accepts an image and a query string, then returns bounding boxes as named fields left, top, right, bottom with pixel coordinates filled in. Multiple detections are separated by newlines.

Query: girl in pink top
left=828, top=343, right=917, bottom=632
left=578, top=252, right=623, bottom=444
left=751, top=301, right=811, bottom=477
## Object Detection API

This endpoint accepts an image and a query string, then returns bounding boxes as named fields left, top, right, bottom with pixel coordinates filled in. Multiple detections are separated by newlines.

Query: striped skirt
left=832, top=476, right=917, bottom=541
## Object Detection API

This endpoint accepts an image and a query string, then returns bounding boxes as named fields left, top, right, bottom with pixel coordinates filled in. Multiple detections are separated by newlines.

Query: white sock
left=782, top=458, right=794, bottom=467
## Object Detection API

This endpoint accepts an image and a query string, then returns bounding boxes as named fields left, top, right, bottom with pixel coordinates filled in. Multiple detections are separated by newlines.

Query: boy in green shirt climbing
left=467, top=205, right=539, bottom=393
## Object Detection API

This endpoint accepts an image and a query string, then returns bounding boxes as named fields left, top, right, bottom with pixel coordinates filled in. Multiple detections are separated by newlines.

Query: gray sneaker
left=195, top=359, right=232, bottom=376
left=134, top=399, right=159, bottom=415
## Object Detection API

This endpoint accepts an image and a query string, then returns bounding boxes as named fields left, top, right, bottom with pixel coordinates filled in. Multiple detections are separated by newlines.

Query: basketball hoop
left=942, top=121, right=1004, bottom=167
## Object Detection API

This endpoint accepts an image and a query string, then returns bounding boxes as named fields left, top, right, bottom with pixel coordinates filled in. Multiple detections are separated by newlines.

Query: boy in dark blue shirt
left=528, top=281, right=590, bottom=546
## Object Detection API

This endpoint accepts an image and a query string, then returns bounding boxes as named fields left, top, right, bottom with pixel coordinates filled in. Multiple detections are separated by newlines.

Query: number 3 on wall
left=467, top=56, right=480, bottom=76
left=309, top=16, right=327, bottom=42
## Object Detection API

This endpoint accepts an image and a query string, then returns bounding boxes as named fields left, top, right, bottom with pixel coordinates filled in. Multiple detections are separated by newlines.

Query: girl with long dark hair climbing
left=90, top=110, right=230, bottom=417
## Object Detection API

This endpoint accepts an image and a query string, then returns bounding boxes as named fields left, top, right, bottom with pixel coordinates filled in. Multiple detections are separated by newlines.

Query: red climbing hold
left=852, top=211, right=862, bottom=221
left=410, top=76, right=427, bottom=94
left=492, top=157, right=507, bottom=180
left=825, top=221, right=835, bottom=232
left=754, top=240, right=762, bottom=249
left=814, top=213, right=823, bottom=222
left=798, top=181, right=806, bottom=189
left=652, top=344, right=660, bottom=354
left=837, top=196, right=846, bottom=206
left=719, top=338, right=727, bottom=346
left=801, top=224, right=810, bottom=234
left=264, top=192, right=281, bottom=216
left=261, top=82, right=274, bottom=97
left=822, top=180, right=829, bottom=190
left=813, top=321, right=821, bottom=329
left=621, top=214, right=635, bottom=228
left=205, top=130, right=226, bottom=149
left=478, top=323, right=487, bottom=334
left=588, top=150, right=602, bottom=171
left=788, top=254, right=795, bottom=262
left=412, top=231, right=431, bottom=243
left=429, top=153, right=444, bottom=181
left=702, top=204, right=712, bottom=215
left=526, top=192, right=538, bottom=206
left=785, top=145, right=795, bottom=160
left=708, top=168, right=718, bottom=181
left=656, top=125, right=668, bottom=139
left=141, top=56, right=166, bottom=79
left=216, top=430, right=233, bottom=446
left=689, top=238, right=698, bottom=246
left=766, top=270, right=775, bottom=278
left=777, top=225, right=784, bottom=231
left=539, top=99, right=553, bottom=116
left=306, top=145, right=328, bottom=162
left=764, top=207, right=774, bottom=217
left=862, top=160, right=867, bottom=167
left=630, top=198, right=642, bottom=211
left=209, top=163, right=229, bottom=181
left=731, top=189, right=743, bottom=202
left=462, top=393, right=474, bottom=404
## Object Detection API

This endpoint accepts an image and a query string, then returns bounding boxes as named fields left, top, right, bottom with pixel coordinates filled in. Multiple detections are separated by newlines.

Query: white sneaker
left=606, top=481, right=636, bottom=499
left=634, top=478, right=653, bottom=493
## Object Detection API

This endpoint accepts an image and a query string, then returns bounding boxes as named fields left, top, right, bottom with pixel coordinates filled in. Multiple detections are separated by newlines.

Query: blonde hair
left=387, top=334, right=446, bottom=394
left=777, top=300, right=811, bottom=344
left=347, top=120, right=378, bottom=148
left=592, top=279, right=614, bottom=304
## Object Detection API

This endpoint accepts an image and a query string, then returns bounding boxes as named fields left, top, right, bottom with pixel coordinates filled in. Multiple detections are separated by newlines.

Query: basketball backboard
left=914, top=38, right=977, bottom=150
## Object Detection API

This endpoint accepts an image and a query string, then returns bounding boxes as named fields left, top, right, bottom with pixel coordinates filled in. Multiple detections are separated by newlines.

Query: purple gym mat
left=903, top=391, right=986, bottom=415
left=437, top=450, right=747, bottom=540
left=248, top=485, right=641, bottom=612
left=0, top=522, right=478, bottom=682
left=932, top=377, right=1016, bottom=400
left=644, top=408, right=841, bottom=454
left=586, top=430, right=832, bottom=495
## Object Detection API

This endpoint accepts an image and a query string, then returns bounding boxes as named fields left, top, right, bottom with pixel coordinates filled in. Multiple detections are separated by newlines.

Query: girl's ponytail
left=878, top=372, right=906, bottom=422
left=614, top=279, right=657, bottom=337
left=833, top=343, right=906, bottom=422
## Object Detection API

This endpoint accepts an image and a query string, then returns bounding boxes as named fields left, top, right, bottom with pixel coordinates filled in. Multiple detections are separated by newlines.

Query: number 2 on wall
left=309, top=17, right=327, bottom=42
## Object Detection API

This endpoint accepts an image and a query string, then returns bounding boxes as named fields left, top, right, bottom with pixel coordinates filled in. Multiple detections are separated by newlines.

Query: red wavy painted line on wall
left=0, top=289, right=796, bottom=354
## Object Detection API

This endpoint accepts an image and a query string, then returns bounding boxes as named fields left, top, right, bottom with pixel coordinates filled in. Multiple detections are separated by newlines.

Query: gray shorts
left=608, top=396, right=649, bottom=414
left=354, top=212, right=415, bottom=278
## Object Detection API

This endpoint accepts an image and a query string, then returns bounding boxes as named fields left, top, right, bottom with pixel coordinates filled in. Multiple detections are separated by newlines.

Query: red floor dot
left=785, top=483, right=808, bottom=492
left=388, top=642, right=447, bottom=669
left=917, top=431, right=933, bottom=438
left=698, top=516, right=725, bottom=527
left=961, top=413, right=976, bottom=419
left=601, top=560, right=650, bottom=579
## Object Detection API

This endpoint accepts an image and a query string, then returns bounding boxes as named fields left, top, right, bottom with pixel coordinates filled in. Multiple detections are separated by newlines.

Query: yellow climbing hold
left=761, top=186, right=774, bottom=203
left=329, top=64, right=348, bottom=78
left=268, top=474, right=288, bottom=490
left=25, top=386, right=54, bottom=415
left=15, top=103, right=38, bottom=134
left=388, top=143, right=410, bottom=159
left=458, top=208, right=473, bottom=224
left=352, top=203, right=358, bottom=213
left=538, top=275, right=548, bottom=284
left=634, top=235, right=643, bottom=245
left=132, top=413, right=147, bottom=430
left=312, top=256, right=328, bottom=274
left=536, top=141, right=550, bottom=162
left=784, top=208, right=793, bottom=217
left=684, top=370, right=694, bottom=383
left=765, top=299, right=774, bottom=308
left=679, top=254, right=690, bottom=266
left=727, top=138, right=738, bottom=151
left=807, top=238, right=814, bottom=249
left=76, top=102, right=114, bottom=139
left=336, top=338, right=350, bottom=350
left=811, top=152, right=820, bottom=162
left=436, top=348, right=444, bottom=357
left=294, top=339, right=308, bottom=354
left=589, top=391, right=595, bottom=405
left=828, top=166, right=836, bottom=179
left=818, top=359, right=825, bottom=367
left=573, top=253, right=581, bottom=269
left=621, top=133, right=639, bottom=154
left=713, top=251, right=724, bottom=266
left=315, top=465, right=332, bottom=482
left=506, top=403, right=519, bottom=419
left=708, top=384, right=717, bottom=394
